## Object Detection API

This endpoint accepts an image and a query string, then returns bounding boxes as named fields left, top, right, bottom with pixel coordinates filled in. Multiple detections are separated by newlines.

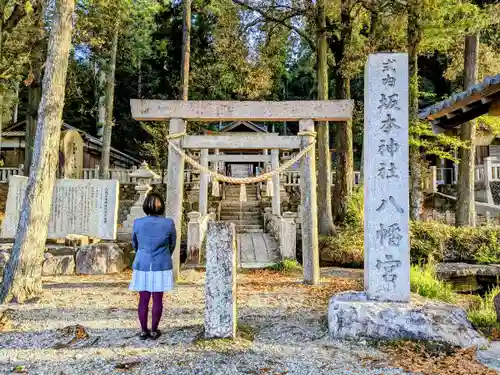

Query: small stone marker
left=60, top=129, right=84, bottom=179
left=204, top=222, right=237, bottom=339
left=1, top=176, right=119, bottom=240
left=364, top=53, right=410, bottom=302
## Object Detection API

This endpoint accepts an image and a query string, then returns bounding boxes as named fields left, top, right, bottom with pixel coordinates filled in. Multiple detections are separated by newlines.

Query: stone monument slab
left=364, top=53, right=410, bottom=302
left=204, top=222, right=237, bottom=339
left=60, top=129, right=84, bottom=179
left=1, top=176, right=119, bottom=240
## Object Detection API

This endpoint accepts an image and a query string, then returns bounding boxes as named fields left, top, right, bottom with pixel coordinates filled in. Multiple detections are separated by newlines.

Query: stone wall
left=118, top=183, right=166, bottom=201
left=119, top=184, right=137, bottom=201
left=118, top=200, right=134, bottom=224
left=0, top=242, right=133, bottom=278
left=490, top=181, right=500, bottom=205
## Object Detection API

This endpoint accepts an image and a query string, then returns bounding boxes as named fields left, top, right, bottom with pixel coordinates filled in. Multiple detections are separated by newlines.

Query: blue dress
left=129, top=215, right=176, bottom=293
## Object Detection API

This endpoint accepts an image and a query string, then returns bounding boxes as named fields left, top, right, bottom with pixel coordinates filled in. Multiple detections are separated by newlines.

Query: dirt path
left=0, top=269, right=485, bottom=375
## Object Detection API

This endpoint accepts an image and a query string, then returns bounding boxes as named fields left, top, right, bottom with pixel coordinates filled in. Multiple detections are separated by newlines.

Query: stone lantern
left=120, top=161, right=160, bottom=234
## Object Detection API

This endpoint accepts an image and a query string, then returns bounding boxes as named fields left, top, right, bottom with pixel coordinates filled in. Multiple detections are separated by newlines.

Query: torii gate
left=131, top=100, right=354, bottom=285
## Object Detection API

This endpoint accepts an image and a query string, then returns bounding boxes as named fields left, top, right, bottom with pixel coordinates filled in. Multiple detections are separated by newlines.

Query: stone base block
left=76, top=243, right=127, bottom=274
left=42, top=253, right=75, bottom=275
left=45, top=246, right=77, bottom=257
left=65, top=234, right=89, bottom=247
left=328, top=291, right=488, bottom=348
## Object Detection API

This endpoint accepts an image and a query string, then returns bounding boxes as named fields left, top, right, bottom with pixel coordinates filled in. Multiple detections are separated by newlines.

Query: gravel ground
left=0, top=269, right=415, bottom=375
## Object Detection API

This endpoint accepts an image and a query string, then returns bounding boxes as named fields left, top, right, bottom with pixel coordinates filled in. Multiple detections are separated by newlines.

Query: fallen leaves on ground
left=0, top=309, right=13, bottom=332
left=114, top=361, right=141, bottom=370
left=490, top=328, right=500, bottom=341
left=477, top=327, right=500, bottom=341
left=236, top=270, right=362, bottom=312
left=301, top=278, right=363, bottom=308
left=380, top=341, right=497, bottom=375
left=53, top=324, right=99, bottom=349
left=240, top=271, right=360, bottom=297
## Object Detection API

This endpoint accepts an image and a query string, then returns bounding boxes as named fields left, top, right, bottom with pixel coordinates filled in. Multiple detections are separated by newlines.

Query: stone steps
left=221, top=207, right=261, bottom=213
left=224, top=195, right=259, bottom=203
left=220, top=217, right=261, bottom=225
left=220, top=210, right=262, bottom=220
left=222, top=202, right=261, bottom=207
left=225, top=194, right=259, bottom=199
left=233, top=223, right=262, bottom=229
left=237, top=228, right=264, bottom=233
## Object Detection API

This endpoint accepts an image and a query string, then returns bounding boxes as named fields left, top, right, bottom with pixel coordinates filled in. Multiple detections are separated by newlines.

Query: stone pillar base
left=328, top=291, right=488, bottom=348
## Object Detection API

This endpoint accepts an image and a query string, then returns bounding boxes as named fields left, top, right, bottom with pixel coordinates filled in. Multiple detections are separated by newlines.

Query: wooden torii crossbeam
left=130, top=99, right=353, bottom=122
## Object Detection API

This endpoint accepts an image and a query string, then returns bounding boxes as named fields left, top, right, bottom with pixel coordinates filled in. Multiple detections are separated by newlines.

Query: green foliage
left=410, top=262, right=455, bottom=303
left=410, top=221, right=500, bottom=264
left=409, top=221, right=451, bottom=262
left=343, top=185, right=364, bottom=230
left=467, top=287, right=500, bottom=329
left=474, top=231, right=500, bottom=265
left=322, top=209, right=500, bottom=268
left=140, top=121, right=169, bottom=169
left=319, top=232, right=364, bottom=268
left=266, top=259, right=302, bottom=274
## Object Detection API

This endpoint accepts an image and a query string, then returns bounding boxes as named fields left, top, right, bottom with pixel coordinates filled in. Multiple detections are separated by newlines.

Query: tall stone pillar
left=212, top=149, right=220, bottom=197
left=199, top=149, right=209, bottom=215
left=299, top=119, right=319, bottom=285
left=165, top=118, right=186, bottom=281
left=271, top=149, right=281, bottom=215
left=204, top=222, right=237, bottom=339
left=364, top=53, right=409, bottom=302
left=263, top=149, right=269, bottom=170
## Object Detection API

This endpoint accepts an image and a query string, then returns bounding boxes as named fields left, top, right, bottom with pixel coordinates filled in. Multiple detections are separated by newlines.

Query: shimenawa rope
left=165, top=131, right=316, bottom=185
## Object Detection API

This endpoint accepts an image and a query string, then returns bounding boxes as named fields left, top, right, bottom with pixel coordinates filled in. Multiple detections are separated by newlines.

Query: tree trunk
left=180, top=0, right=191, bottom=100
left=0, top=0, right=75, bottom=303
left=138, top=57, right=142, bottom=99
left=22, top=3, right=45, bottom=176
left=25, top=61, right=43, bottom=177
left=333, top=76, right=353, bottom=223
left=331, top=0, right=354, bottom=223
left=99, top=24, right=119, bottom=179
left=315, top=0, right=335, bottom=235
left=13, top=81, right=19, bottom=123
left=408, top=0, right=423, bottom=221
left=97, top=64, right=106, bottom=138
left=0, top=4, right=4, bottom=159
left=456, top=33, right=478, bottom=227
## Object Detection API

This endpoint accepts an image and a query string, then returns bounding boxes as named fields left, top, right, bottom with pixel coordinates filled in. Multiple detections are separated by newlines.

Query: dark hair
left=142, top=192, right=165, bottom=216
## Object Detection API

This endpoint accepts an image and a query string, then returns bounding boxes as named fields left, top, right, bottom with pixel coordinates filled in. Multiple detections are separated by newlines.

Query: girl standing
left=129, top=193, right=176, bottom=340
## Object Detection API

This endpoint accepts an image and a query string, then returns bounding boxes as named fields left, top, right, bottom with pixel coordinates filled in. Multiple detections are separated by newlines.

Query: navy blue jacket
left=131, top=216, right=176, bottom=271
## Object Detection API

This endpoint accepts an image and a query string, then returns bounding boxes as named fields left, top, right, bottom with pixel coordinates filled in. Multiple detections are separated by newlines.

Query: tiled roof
left=419, top=74, right=500, bottom=121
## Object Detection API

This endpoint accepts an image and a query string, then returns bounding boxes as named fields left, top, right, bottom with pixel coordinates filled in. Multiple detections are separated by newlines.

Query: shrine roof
left=419, top=73, right=500, bottom=133
left=4, top=121, right=140, bottom=165
left=217, top=121, right=267, bottom=133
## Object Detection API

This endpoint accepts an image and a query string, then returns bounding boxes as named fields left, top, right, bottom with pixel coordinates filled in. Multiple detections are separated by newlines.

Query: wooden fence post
left=486, top=211, right=492, bottom=227
left=445, top=210, right=453, bottom=225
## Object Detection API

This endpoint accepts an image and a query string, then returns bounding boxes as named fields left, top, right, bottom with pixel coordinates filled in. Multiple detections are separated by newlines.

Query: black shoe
left=139, top=331, right=150, bottom=340
left=150, top=330, right=161, bottom=340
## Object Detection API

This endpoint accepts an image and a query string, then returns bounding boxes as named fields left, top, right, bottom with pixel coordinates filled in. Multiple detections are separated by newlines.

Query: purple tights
left=138, top=291, right=164, bottom=332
